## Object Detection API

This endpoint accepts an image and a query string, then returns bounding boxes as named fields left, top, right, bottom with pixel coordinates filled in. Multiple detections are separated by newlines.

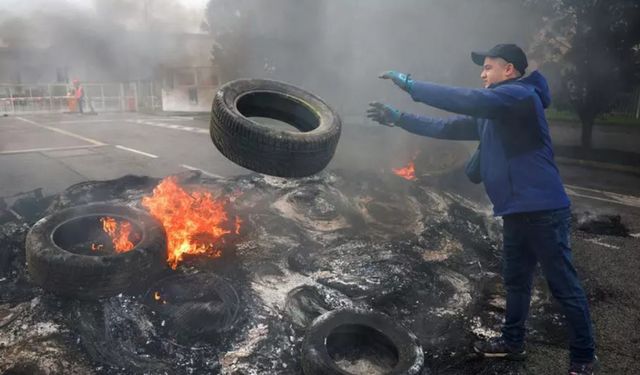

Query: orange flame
left=100, top=217, right=135, bottom=253
left=141, top=176, right=238, bottom=270
left=91, top=243, right=104, bottom=251
left=393, top=160, right=417, bottom=181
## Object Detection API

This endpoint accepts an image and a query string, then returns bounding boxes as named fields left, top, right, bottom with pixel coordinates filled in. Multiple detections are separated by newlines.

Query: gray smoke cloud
left=205, top=0, right=544, bottom=174
left=0, top=0, right=207, bottom=82
left=206, top=0, right=541, bottom=111
left=0, top=0, right=546, bottom=180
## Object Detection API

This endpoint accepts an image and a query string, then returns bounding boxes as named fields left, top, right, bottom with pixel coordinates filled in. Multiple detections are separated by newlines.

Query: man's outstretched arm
left=399, top=112, right=480, bottom=140
left=379, top=70, right=522, bottom=119
left=367, top=102, right=480, bottom=140
left=409, top=81, right=519, bottom=119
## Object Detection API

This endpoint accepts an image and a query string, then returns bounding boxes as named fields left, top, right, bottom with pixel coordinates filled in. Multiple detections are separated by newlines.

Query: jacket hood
left=518, top=70, right=551, bottom=108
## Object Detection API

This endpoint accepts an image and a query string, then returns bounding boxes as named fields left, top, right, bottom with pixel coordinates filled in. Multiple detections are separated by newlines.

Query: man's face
left=480, top=57, right=515, bottom=88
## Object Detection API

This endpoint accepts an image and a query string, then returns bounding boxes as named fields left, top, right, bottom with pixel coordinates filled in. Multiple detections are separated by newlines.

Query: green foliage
left=546, top=109, right=640, bottom=126
left=528, top=0, right=640, bottom=147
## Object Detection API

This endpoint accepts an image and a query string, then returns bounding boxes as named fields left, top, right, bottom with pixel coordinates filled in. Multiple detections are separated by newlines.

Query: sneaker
left=473, top=337, right=526, bottom=361
left=568, top=361, right=595, bottom=375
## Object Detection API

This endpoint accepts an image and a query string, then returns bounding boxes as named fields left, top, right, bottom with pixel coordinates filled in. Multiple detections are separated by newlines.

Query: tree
left=203, top=0, right=253, bottom=81
left=204, top=0, right=328, bottom=85
left=528, top=0, right=640, bottom=149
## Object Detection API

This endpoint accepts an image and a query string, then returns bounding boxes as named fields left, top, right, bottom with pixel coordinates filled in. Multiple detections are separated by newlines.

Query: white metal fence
left=0, top=82, right=162, bottom=114
left=3, top=82, right=637, bottom=119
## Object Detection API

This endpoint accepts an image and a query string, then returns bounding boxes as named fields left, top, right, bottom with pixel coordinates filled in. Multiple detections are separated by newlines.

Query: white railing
left=0, top=82, right=162, bottom=114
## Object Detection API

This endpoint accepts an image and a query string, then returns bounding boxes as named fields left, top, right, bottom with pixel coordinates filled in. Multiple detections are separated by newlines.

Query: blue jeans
left=501, top=207, right=595, bottom=363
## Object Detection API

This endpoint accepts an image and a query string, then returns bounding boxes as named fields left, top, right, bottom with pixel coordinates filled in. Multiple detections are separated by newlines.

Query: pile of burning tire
left=4, top=81, right=518, bottom=374
left=22, top=192, right=429, bottom=374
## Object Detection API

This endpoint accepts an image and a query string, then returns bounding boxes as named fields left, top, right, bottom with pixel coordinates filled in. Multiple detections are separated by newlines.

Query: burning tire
left=301, top=309, right=424, bottom=375
left=210, top=79, right=341, bottom=177
left=25, top=203, right=167, bottom=299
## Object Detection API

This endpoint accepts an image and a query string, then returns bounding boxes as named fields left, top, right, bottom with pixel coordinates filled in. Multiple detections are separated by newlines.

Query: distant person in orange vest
left=73, top=79, right=85, bottom=114
left=66, top=86, right=76, bottom=112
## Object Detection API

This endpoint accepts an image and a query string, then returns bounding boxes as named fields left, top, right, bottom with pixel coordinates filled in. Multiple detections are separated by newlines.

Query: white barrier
left=0, top=82, right=160, bottom=114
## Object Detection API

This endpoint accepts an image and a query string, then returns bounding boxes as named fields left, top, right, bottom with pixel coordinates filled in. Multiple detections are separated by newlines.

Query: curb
left=556, top=156, right=640, bottom=176
left=137, top=109, right=209, bottom=117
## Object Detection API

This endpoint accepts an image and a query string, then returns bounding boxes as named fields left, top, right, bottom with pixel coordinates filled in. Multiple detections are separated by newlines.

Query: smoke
left=0, top=0, right=205, bottom=38
left=206, top=0, right=542, bottom=109
left=0, top=0, right=208, bottom=82
left=205, top=0, right=545, bottom=176
left=0, top=0, right=548, bottom=186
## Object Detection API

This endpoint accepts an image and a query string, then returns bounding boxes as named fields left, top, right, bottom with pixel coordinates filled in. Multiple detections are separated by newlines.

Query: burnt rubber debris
left=0, top=170, right=587, bottom=374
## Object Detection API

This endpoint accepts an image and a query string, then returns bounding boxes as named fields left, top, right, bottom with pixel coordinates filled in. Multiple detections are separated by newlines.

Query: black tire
left=301, top=309, right=424, bottom=375
left=25, top=203, right=167, bottom=299
left=144, top=272, right=240, bottom=344
left=210, top=79, right=341, bottom=177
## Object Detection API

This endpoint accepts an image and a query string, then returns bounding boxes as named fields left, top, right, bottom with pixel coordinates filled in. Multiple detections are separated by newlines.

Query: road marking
left=630, top=233, right=640, bottom=238
left=47, top=119, right=124, bottom=124
left=127, top=119, right=209, bottom=134
left=115, top=145, right=158, bottom=158
left=46, top=117, right=196, bottom=125
left=15, top=116, right=105, bottom=146
left=8, top=208, right=23, bottom=220
left=566, top=184, right=630, bottom=196
left=180, top=164, right=223, bottom=179
left=169, top=116, right=195, bottom=120
left=565, top=184, right=640, bottom=209
left=584, top=238, right=621, bottom=250
left=565, top=190, right=627, bottom=206
left=0, top=144, right=106, bottom=155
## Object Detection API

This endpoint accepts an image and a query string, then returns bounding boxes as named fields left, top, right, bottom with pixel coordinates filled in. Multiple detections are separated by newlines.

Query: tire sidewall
left=217, top=79, right=340, bottom=142
left=26, top=203, right=167, bottom=299
left=301, top=309, right=424, bottom=375
left=209, top=79, right=342, bottom=177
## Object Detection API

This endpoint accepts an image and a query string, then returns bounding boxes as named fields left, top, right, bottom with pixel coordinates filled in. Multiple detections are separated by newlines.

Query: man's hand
left=366, top=102, right=402, bottom=127
left=379, top=71, right=413, bottom=92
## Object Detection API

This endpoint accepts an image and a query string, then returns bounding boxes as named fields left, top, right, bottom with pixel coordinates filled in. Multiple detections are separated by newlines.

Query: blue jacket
left=398, top=71, right=570, bottom=216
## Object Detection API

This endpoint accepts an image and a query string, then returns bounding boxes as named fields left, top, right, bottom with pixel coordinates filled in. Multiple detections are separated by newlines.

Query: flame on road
left=393, top=160, right=417, bottom=181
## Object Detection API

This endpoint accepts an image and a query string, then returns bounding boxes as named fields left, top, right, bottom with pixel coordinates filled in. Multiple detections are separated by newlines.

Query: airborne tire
left=210, top=79, right=341, bottom=178
left=25, top=203, right=167, bottom=299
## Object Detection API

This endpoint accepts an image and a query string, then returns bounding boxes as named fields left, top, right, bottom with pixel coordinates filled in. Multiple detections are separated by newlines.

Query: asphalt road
left=2, top=112, right=639, bottom=216
left=1, top=111, right=639, bottom=373
left=2, top=112, right=640, bottom=211
left=0, top=112, right=249, bottom=198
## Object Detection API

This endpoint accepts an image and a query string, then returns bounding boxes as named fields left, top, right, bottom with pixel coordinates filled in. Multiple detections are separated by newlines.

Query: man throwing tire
left=367, top=44, right=596, bottom=375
